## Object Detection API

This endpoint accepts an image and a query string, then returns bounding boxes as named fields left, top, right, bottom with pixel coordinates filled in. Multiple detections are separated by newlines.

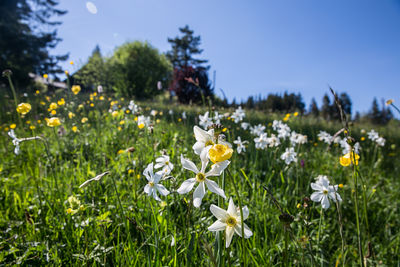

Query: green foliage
left=0, top=0, right=67, bottom=89
left=73, top=46, right=110, bottom=92
left=107, top=41, right=172, bottom=98
left=0, top=91, right=400, bottom=265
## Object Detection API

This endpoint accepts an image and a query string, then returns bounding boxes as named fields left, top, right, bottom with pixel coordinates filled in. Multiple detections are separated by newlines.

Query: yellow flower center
left=208, top=144, right=233, bottom=163
left=149, top=182, right=154, bottom=187
left=205, top=140, right=214, bottom=147
left=165, top=161, right=170, bottom=165
left=196, top=172, right=206, bottom=182
left=226, top=216, right=237, bottom=227
left=323, top=189, right=328, bottom=195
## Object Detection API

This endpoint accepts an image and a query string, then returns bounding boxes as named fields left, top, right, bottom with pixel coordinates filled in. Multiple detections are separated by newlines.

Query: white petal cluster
left=233, top=136, right=248, bottom=154
left=154, top=155, right=174, bottom=176
left=367, top=130, right=385, bottom=147
left=199, top=111, right=213, bottom=129
left=231, top=106, right=245, bottom=123
left=128, top=100, right=139, bottom=114
left=280, top=147, right=298, bottom=165
left=177, top=150, right=228, bottom=208
left=192, top=126, right=216, bottom=155
left=208, top=198, right=253, bottom=248
left=8, top=130, right=21, bottom=155
left=317, top=131, right=332, bottom=144
left=250, top=124, right=265, bottom=136
left=143, top=163, right=170, bottom=201
left=310, top=175, right=342, bottom=209
left=290, top=131, right=307, bottom=145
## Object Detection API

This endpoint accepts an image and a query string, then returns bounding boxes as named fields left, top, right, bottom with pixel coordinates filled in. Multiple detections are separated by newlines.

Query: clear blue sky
left=52, top=0, right=400, bottom=114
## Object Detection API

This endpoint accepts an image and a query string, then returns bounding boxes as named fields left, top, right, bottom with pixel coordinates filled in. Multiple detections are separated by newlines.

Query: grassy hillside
left=0, top=90, right=399, bottom=266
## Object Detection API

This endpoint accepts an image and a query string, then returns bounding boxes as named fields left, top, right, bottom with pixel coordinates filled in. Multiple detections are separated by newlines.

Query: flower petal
left=310, top=192, right=323, bottom=203
left=155, top=184, right=170, bottom=196
left=144, top=184, right=151, bottom=194
left=208, top=220, right=227, bottom=231
left=225, top=226, right=235, bottom=248
left=205, top=160, right=230, bottom=177
left=177, top=178, right=196, bottom=194
left=311, top=182, right=323, bottom=191
left=152, top=190, right=161, bottom=201
left=321, top=195, right=330, bottom=209
left=227, top=198, right=237, bottom=217
left=181, top=155, right=199, bottom=173
left=210, top=204, right=228, bottom=220
left=193, top=182, right=206, bottom=208
left=234, top=223, right=253, bottom=238
left=205, top=179, right=226, bottom=199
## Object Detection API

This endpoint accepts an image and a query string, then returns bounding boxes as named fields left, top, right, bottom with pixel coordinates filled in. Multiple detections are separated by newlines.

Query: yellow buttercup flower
left=47, top=117, right=61, bottom=127
left=386, top=99, right=393, bottom=106
left=50, top=110, right=57, bottom=115
left=57, top=98, right=65, bottom=106
left=49, top=102, right=58, bottom=110
left=71, top=85, right=81, bottom=95
left=339, top=152, right=360, bottom=167
left=99, top=96, right=104, bottom=100
left=81, top=117, right=88, bottom=123
left=43, top=74, right=48, bottom=79
left=16, top=103, right=31, bottom=115
left=70, top=61, right=74, bottom=65
left=112, top=111, right=119, bottom=118
left=68, top=112, right=75, bottom=119
left=30, top=125, right=36, bottom=130
left=65, top=70, right=69, bottom=75
left=72, top=126, right=78, bottom=132
left=294, top=112, right=299, bottom=117
left=35, top=90, right=40, bottom=95
left=10, top=124, right=16, bottom=129
left=138, top=123, right=145, bottom=129
left=209, top=144, right=233, bottom=163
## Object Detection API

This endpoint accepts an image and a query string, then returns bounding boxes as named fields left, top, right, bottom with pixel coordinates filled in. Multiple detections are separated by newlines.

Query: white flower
left=376, top=137, right=385, bottom=147
left=182, top=111, right=187, bottom=120
left=150, top=110, right=158, bottom=116
left=267, top=134, right=280, bottom=148
left=280, top=147, right=297, bottom=165
left=199, top=111, right=213, bottom=129
left=213, top=111, right=224, bottom=124
left=367, top=130, right=379, bottom=141
left=143, top=163, right=170, bottom=201
left=233, top=136, right=248, bottom=154
left=154, top=155, right=174, bottom=176
left=192, top=126, right=216, bottom=155
left=231, top=106, right=246, bottom=123
left=177, top=150, right=228, bottom=208
left=317, top=131, right=332, bottom=144
left=310, top=175, right=342, bottom=209
left=241, top=122, right=250, bottom=130
left=157, top=81, right=162, bottom=90
left=254, top=133, right=268, bottom=150
left=8, top=130, right=21, bottom=155
left=208, top=197, right=253, bottom=248
left=128, top=100, right=139, bottom=114
left=137, top=115, right=150, bottom=128
left=79, top=171, right=110, bottom=188
left=169, top=109, right=174, bottom=115
left=290, top=131, right=308, bottom=145
left=250, top=124, right=265, bottom=136
left=97, top=85, right=103, bottom=93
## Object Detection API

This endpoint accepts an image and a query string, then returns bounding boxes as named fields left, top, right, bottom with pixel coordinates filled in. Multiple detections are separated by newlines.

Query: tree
left=167, top=25, right=213, bottom=104
left=73, top=45, right=110, bottom=92
left=321, top=94, right=332, bottom=120
left=368, top=98, right=393, bottom=125
left=0, top=0, right=68, bottom=89
left=339, top=93, right=352, bottom=116
left=107, top=41, right=172, bottom=99
left=309, top=98, right=319, bottom=117
left=166, top=25, right=208, bottom=70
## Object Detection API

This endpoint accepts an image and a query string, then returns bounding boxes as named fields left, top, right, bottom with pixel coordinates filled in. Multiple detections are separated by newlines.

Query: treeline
left=222, top=92, right=393, bottom=125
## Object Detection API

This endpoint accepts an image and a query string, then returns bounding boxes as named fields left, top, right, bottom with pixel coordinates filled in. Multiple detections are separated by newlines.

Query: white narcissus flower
left=233, top=136, right=248, bottom=154
left=231, top=106, right=246, bottom=123
left=8, top=130, right=21, bottom=155
left=208, top=198, right=253, bottom=248
left=154, top=155, right=174, bottom=176
left=79, top=171, right=110, bottom=188
left=199, top=111, right=213, bottom=129
left=177, top=150, right=228, bottom=208
left=143, top=163, right=170, bottom=201
left=310, top=175, right=342, bottom=209
left=280, top=147, right=297, bottom=165
left=192, top=126, right=216, bottom=155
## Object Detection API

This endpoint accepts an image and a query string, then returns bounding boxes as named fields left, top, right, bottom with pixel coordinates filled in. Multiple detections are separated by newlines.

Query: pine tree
left=321, top=94, right=332, bottom=120
left=0, top=0, right=68, bottom=89
left=309, top=98, right=319, bottom=117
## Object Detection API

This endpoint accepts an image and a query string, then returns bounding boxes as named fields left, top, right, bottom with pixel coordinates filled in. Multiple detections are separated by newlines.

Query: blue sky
left=53, top=0, right=400, bottom=114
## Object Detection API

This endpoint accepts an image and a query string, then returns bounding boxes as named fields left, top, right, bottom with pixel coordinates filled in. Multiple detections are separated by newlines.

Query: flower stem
left=149, top=200, right=159, bottom=267
left=226, top=168, right=246, bottom=265
left=352, top=157, right=364, bottom=267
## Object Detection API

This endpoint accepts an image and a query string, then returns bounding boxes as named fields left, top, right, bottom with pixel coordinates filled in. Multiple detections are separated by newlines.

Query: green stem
left=352, top=162, right=364, bottom=267
left=7, top=75, right=23, bottom=126
left=226, top=168, right=246, bottom=266
left=149, top=200, right=159, bottom=267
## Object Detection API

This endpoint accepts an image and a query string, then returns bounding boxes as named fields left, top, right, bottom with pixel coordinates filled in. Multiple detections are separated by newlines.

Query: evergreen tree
left=368, top=98, right=381, bottom=124
left=309, top=98, right=319, bottom=117
left=167, top=25, right=213, bottom=104
left=0, top=0, right=68, bottom=89
left=339, top=92, right=352, bottom=116
left=74, top=45, right=109, bottom=92
left=166, top=25, right=208, bottom=70
left=321, top=94, right=332, bottom=120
